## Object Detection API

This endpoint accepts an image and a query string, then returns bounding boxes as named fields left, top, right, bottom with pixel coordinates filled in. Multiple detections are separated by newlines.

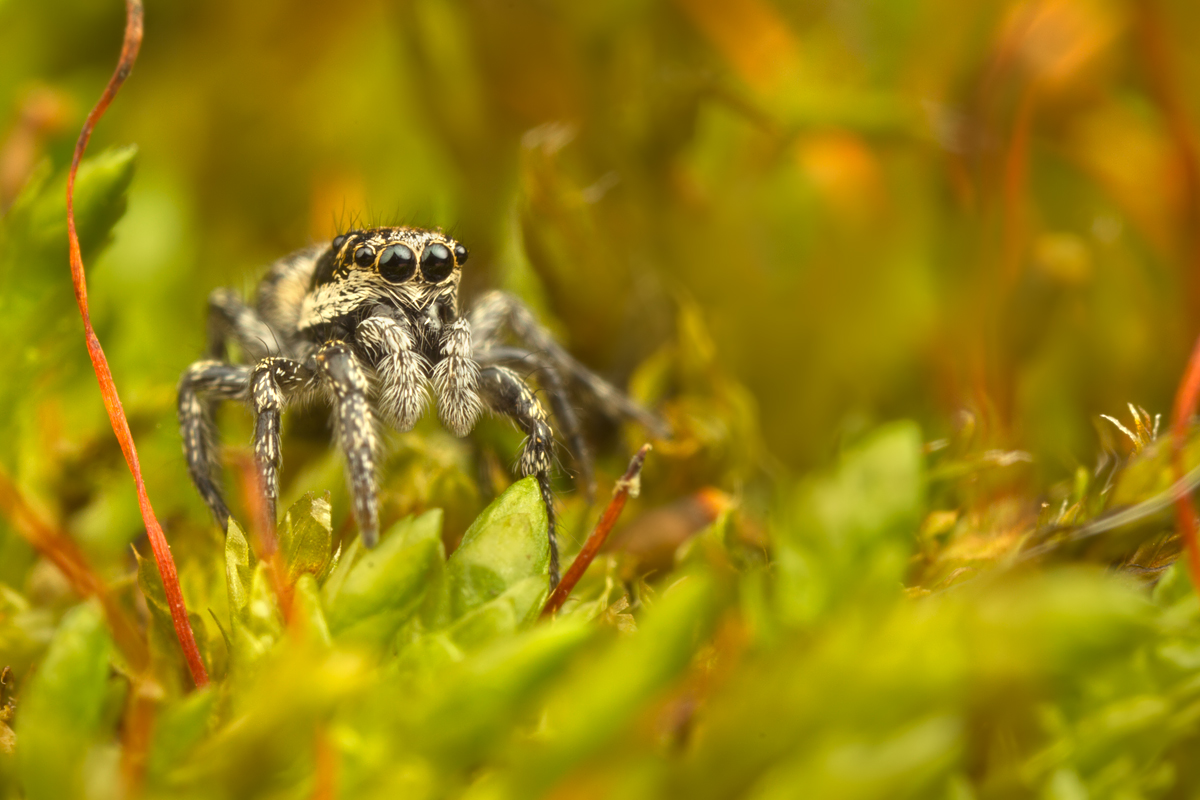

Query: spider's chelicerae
left=179, top=226, right=666, bottom=587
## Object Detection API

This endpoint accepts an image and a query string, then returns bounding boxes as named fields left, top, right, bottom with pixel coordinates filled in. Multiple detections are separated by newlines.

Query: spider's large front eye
left=353, top=246, right=376, bottom=267
left=378, top=244, right=416, bottom=283
left=420, top=242, right=454, bottom=282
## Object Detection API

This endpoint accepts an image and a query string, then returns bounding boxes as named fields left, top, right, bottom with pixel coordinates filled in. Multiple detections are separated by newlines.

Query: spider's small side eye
left=421, top=242, right=454, bottom=282
left=331, top=234, right=348, bottom=253
left=354, top=246, right=376, bottom=267
left=453, top=243, right=468, bottom=265
left=378, top=244, right=416, bottom=283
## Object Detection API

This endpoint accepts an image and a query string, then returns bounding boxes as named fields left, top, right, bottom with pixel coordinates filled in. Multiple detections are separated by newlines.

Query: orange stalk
left=542, top=445, right=650, bottom=618
left=66, top=0, right=208, bottom=687
left=1170, top=334, right=1200, bottom=590
left=232, top=451, right=293, bottom=622
left=312, top=725, right=338, bottom=800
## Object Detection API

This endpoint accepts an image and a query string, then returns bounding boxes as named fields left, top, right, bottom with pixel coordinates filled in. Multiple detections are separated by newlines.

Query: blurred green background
left=5, top=0, right=1200, bottom=556
left=7, top=0, right=1200, bottom=479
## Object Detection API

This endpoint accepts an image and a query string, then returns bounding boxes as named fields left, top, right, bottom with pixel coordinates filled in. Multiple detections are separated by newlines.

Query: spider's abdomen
left=254, top=246, right=324, bottom=340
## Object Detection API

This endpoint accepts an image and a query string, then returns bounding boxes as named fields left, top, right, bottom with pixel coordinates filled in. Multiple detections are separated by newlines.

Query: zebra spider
left=178, top=226, right=666, bottom=587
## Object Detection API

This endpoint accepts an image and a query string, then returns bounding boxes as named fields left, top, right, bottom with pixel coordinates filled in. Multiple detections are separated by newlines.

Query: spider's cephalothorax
left=178, top=225, right=666, bottom=587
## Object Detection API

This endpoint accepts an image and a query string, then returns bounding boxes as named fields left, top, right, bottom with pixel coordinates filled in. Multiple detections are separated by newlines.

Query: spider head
left=320, top=226, right=468, bottom=290
left=301, top=226, right=470, bottom=333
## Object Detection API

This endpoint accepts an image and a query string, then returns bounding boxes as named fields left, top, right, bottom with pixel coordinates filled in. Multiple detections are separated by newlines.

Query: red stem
left=233, top=451, right=293, bottom=621
left=542, top=445, right=651, bottom=618
left=312, top=725, right=338, bottom=800
left=1171, top=334, right=1200, bottom=590
left=66, top=0, right=208, bottom=687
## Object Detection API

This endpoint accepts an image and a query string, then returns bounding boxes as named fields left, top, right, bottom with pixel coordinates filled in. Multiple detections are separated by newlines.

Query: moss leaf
left=447, top=477, right=548, bottom=620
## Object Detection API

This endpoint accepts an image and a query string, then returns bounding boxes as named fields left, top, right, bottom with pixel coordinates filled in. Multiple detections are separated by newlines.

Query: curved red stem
left=66, top=0, right=208, bottom=687
left=1170, top=334, right=1200, bottom=591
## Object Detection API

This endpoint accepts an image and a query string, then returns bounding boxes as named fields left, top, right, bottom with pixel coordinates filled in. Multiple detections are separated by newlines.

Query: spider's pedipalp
left=431, top=317, right=482, bottom=437
left=479, top=364, right=561, bottom=587
left=357, top=315, right=429, bottom=431
left=312, top=341, right=380, bottom=547
left=469, top=291, right=669, bottom=438
left=178, top=360, right=251, bottom=529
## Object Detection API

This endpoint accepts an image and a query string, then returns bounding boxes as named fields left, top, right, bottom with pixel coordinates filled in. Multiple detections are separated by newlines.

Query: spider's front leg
left=178, top=360, right=251, bottom=529
left=476, top=345, right=594, bottom=501
left=469, top=291, right=669, bottom=438
left=478, top=365, right=562, bottom=588
left=311, top=341, right=381, bottom=547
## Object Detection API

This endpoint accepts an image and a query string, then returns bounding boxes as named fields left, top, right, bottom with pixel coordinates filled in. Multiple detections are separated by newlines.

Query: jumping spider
left=179, top=226, right=666, bottom=586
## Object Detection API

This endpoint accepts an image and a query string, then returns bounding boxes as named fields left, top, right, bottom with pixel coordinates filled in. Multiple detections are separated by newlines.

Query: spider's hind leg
left=477, top=345, right=594, bottom=502
left=469, top=291, right=669, bottom=438
left=478, top=365, right=561, bottom=588
left=206, top=288, right=280, bottom=362
left=178, top=360, right=250, bottom=530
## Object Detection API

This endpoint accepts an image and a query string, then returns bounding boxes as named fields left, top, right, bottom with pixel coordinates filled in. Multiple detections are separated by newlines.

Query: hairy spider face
left=299, top=226, right=469, bottom=335
left=316, top=227, right=468, bottom=290
left=322, top=227, right=468, bottom=287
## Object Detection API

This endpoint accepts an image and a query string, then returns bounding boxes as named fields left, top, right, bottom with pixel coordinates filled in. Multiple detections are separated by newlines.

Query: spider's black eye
left=453, top=243, right=468, bottom=265
left=353, top=246, right=376, bottom=267
left=331, top=234, right=348, bottom=253
left=378, top=244, right=416, bottom=283
left=420, top=242, right=454, bottom=282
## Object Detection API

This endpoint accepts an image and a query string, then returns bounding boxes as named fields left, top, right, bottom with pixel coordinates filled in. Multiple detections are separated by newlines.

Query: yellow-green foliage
left=6, top=1, right=1200, bottom=798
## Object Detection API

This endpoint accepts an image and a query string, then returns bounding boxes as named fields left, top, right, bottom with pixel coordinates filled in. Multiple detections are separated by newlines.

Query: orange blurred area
left=672, top=0, right=802, bottom=91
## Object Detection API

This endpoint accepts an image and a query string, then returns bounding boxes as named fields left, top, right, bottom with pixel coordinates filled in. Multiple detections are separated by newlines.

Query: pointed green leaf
left=279, top=492, right=334, bottom=584
left=16, top=602, right=113, bottom=800
left=444, top=576, right=547, bottom=652
left=225, top=519, right=280, bottom=678
left=225, top=519, right=255, bottom=619
left=323, top=509, right=444, bottom=639
left=447, top=477, right=548, bottom=619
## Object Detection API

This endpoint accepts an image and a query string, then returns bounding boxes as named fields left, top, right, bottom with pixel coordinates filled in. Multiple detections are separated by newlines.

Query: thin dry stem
left=542, top=444, right=651, bottom=618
